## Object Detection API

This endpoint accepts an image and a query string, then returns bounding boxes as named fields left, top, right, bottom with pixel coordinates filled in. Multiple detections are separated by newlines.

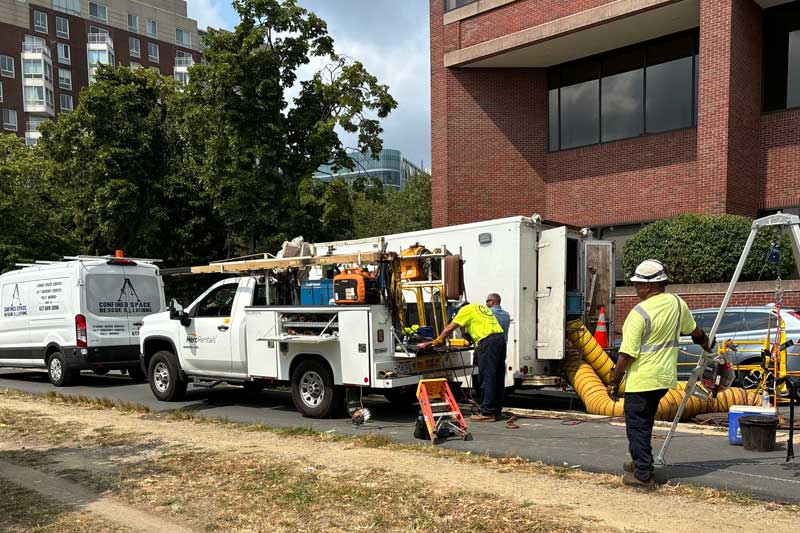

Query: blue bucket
left=728, top=406, right=778, bottom=445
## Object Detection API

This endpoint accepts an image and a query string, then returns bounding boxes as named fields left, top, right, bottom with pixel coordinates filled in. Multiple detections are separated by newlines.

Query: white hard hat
left=629, top=259, right=668, bottom=283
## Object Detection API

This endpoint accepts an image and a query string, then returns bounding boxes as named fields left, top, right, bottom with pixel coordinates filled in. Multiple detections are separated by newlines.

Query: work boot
left=471, top=414, right=496, bottom=422
left=622, top=472, right=656, bottom=491
left=623, top=460, right=634, bottom=473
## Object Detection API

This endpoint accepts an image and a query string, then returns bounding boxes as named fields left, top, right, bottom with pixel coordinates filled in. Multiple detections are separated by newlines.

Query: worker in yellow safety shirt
left=421, top=302, right=506, bottom=422
left=610, top=259, right=713, bottom=490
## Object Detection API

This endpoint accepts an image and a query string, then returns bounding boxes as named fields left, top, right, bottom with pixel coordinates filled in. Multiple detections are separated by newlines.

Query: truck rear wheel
left=291, top=359, right=344, bottom=418
left=48, top=352, right=79, bottom=387
left=148, top=351, right=187, bottom=401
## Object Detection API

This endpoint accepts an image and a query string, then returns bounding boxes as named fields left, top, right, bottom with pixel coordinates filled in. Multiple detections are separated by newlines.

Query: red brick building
left=431, top=0, right=800, bottom=267
left=0, top=0, right=201, bottom=145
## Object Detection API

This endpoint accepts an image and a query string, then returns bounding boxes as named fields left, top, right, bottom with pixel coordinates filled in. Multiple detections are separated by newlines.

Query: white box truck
left=139, top=216, right=613, bottom=417
left=0, top=256, right=165, bottom=385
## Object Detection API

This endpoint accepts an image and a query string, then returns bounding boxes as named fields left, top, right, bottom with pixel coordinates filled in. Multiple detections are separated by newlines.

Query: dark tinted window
left=645, top=33, right=695, bottom=133
left=253, top=283, right=267, bottom=306
left=763, top=2, right=800, bottom=111
left=547, top=29, right=697, bottom=151
left=740, top=312, right=772, bottom=332
left=559, top=60, right=600, bottom=149
left=717, top=312, right=747, bottom=335
left=602, top=48, right=644, bottom=142
left=692, top=312, right=715, bottom=332
left=194, top=284, right=237, bottom=318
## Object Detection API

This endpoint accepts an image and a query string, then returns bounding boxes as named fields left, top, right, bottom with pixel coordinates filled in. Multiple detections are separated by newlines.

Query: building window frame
left=176, top=28, right=191, bottom=46
left=130, top=61, right=141, bottom=70
left=146, top=19, right=157, bottom=37
left=128, top=13, right=139, bottom=33
left=57, top=43, right=71, bottom=65
left=58, top=68, right=72, bottom=90
left=3, top=108, right=17, bottom=131
left=148, top=42, right=159, bottom=63
left=129, top=37, right=140, bottom=58
left=88, top=1, right=108, bottom=22
left=0, top=82, right=3, bottom=102
left=0, top=55, right=14, bottom=78
left=59, top=93, right=73, bottom=113
left=547, top=29, right=698, bottom=152
left=56, top=15, right=69, bottom=38
left=34, top=10, right=48, bottom=33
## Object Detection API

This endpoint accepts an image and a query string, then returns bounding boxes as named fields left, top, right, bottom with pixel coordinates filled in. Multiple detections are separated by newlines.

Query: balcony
left=175, top=56, right=194, bottom=68
left=22, top=43, right=51, bottom=59
left=88, top=33, right=114, bottom=48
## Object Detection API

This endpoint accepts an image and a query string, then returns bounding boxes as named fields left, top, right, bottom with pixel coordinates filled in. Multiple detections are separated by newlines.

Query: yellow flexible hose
left=565, top=319, right=758, bottom=421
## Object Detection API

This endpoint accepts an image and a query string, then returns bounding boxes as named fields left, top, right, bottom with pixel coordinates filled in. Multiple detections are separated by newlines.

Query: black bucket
left=739, top=415, right=779, bottom=452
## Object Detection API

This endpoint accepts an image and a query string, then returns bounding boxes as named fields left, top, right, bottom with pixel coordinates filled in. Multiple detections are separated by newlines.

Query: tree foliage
left=352, top=172, right=432, bottom=238
left=38, top=66, right=225, bottom=264
left=178, top=0, right=397, bottom=253
left=0, top=134, right=70, bottom=271
left=623, top=214, right=795, bottom=284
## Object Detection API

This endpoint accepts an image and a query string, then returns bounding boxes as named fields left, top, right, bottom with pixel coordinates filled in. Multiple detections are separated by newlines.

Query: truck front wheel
left=291, top=359, right=344, bottom=418
left=148, top=351, right=187, bottom=401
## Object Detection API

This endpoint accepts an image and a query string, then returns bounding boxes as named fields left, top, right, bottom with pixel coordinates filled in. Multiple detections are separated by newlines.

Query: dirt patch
left=1, top=393, right=799, bottom=532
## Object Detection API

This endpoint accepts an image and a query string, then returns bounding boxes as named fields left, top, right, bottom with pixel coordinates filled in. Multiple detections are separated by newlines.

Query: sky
left=186, top=0, right=432, bottom=169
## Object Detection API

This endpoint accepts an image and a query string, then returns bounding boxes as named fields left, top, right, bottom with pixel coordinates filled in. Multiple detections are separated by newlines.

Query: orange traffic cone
left=594, top=306, right=609, bottom=349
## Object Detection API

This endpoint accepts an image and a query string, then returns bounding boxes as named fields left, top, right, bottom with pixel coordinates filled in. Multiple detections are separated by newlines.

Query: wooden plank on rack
left=189, top=251, right=383, bottom=274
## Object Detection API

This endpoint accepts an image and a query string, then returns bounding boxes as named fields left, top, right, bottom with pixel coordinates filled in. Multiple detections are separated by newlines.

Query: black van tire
left=48, top=352, right=79, bottom=387
left=148, top=351, right=186, bottom=401
left=291, top=359, right=344, bottom=418
left=128, top=365, right=147, bottom=382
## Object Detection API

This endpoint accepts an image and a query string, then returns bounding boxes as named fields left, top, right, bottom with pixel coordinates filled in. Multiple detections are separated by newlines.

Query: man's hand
left=607, top=374, right=620, bottom=401
left=432, top=336, right=446, bottom=347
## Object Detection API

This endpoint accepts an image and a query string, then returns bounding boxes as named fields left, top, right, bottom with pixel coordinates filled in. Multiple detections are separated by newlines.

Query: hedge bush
left=622, top=214, right=796, bottom=284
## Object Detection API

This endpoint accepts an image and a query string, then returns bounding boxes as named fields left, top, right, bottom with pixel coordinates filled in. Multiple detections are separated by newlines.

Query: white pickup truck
left=138, top=275, right=472, bottom=417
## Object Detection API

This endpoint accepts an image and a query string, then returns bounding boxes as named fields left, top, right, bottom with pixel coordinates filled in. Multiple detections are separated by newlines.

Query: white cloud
left=187, top=0, right=234, bottom=31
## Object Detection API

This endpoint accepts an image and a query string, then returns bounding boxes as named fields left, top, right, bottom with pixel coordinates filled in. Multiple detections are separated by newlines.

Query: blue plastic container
left=728, top=406, right=777, bottom=445
left=300, top=279, right=334, bottom=306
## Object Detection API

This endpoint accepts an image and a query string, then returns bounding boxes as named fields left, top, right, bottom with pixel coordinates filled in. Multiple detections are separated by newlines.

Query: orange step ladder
left=416, top=378, right=472, bottom=443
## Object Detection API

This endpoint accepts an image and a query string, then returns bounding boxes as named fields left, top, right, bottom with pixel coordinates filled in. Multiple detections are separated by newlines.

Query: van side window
left=194, top=284, right=238, bottom=318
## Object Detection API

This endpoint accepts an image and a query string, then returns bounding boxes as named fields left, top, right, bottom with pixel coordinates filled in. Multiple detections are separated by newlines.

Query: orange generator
left=400, top=244, right=430, bottom=281
left=333, top=268, right=380, bottom=305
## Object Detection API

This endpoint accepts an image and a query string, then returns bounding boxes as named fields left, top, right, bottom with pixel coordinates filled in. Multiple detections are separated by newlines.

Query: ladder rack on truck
left=139, top=244, right=476, bottom=418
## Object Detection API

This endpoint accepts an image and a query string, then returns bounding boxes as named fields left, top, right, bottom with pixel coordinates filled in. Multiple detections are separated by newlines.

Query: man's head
left=629, top=260, right=668, bottom=300
left=485, top=293, right=501, bottom=308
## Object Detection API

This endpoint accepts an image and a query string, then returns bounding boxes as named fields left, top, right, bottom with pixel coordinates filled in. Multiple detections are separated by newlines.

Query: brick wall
left=457, top=0, right=616, bottom=49
left=760, top=108, right=800, bottom=209
left=613, top=281, right=800, bottom=333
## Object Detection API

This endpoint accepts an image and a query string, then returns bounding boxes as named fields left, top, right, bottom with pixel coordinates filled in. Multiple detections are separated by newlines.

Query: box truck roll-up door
left=536, top=226, right=567, bottom=360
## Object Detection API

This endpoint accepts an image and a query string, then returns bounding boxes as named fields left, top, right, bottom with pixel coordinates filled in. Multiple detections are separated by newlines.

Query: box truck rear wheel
left=48, top=352, right=79, bottom=387
left=291, top=359, right=343, bottom=418
left=148, top=351, right=186, bottom=401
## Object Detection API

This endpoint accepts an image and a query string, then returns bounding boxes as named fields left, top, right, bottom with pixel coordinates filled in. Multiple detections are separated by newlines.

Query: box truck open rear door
left=536, top=226, right=567, bottom=360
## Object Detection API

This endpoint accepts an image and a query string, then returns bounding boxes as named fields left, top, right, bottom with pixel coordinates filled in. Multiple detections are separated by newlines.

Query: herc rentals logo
left=3, top=284, right=28, bottom=317
left=98, top=278, right=153, bottom=314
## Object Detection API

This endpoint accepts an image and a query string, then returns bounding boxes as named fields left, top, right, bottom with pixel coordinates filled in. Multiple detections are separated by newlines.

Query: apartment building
left=0, top=0, right=201, bottom=145
left=431, top=0, right=800, bottom=264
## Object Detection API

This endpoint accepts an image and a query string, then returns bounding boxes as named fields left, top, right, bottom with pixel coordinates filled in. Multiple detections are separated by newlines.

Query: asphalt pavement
left=1, top=369, right=798, bottom=504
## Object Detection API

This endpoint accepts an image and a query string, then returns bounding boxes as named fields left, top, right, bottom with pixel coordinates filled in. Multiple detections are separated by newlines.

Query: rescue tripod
left=656, top=213, right=800, bottom=465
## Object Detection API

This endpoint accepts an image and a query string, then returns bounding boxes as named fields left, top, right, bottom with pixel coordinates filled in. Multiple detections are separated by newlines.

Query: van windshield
left=86, top=273, right=162, bottom=316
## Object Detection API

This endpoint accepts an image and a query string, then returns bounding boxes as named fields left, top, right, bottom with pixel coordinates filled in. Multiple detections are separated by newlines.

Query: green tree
left=0, top=134, right=71, bottom=271
left=179, top=0, right=397, bottom=254
left=38, top=66, right=224, bottom=265
left=353, top=172, right=432, bottom=238
left=623, top=214, right=795, bottom=284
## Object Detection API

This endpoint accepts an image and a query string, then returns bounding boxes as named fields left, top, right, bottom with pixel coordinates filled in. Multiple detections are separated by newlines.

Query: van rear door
left=121, top=265, right=164, bottom=352
left=85, top=265, right=134, bottom=359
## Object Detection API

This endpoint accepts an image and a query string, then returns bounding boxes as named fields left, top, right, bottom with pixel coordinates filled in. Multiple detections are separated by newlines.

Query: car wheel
left=48, top=352, right=79, bottom=387
left=148, top=351, right=187, bottom=401
left=291, top=359, right=344, bottom=418
left=128, top=365, right=147, bottom=382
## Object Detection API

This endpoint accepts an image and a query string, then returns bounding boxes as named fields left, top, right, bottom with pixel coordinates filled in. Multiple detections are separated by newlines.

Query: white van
left=0, top=256, right=165, bottom=385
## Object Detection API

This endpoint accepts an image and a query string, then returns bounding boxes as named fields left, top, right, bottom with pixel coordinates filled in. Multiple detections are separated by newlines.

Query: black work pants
left=475, top=333, right=506, bottom=417
left=624, top=389, right=668, bottom=481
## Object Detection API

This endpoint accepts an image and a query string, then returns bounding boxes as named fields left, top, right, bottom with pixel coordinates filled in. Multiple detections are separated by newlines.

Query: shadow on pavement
left=0, top=370, right=142, bottom=389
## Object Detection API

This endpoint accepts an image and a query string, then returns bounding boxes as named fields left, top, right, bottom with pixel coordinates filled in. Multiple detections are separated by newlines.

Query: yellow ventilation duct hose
left=565, top=319, right=758, bottom=421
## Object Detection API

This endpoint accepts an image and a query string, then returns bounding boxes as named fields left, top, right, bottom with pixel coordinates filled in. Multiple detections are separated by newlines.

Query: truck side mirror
left=169, top=299, right=191, bottom=326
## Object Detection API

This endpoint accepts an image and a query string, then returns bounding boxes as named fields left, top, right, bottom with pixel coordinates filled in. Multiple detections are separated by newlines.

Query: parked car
left=614, top=305, right=800, bottom=388
left=679, top=306, right=800, bottom=387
